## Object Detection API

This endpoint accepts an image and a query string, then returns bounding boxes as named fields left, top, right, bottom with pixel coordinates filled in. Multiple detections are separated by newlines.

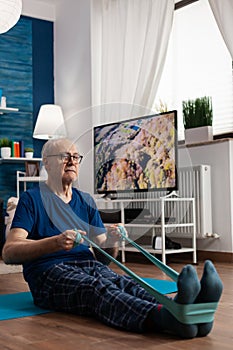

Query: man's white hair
left=42, top=138, right=76, bottom=159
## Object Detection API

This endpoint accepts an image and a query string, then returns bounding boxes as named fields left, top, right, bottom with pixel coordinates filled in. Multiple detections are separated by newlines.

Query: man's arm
left=2, top=228, right=82, bottom=265
left=92, top=225, right=122, bottom=264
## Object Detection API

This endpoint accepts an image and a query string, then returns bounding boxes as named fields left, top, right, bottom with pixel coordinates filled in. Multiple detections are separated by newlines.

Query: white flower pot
left=185, top=126, right=213, bottom=145
left=1, top=147, right=11, bottom=158
left=25, top=152, right=34, bottom=159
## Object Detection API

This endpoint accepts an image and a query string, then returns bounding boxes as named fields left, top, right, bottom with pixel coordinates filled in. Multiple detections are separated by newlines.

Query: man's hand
left=104, top=223, right=127, bottom=248
left=57, top=229, right=85, bottom=251
left=93, top=224, right=126, bottom=265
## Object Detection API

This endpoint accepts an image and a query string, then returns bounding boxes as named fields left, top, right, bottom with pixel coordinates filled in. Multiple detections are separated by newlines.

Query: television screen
left=93, top=110, right=178, bottom=195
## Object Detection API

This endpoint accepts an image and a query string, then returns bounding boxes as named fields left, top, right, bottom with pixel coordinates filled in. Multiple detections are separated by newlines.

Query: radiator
left=174, top=165, right=212, bottom=238
left=120, top=165, right=212, bottom=239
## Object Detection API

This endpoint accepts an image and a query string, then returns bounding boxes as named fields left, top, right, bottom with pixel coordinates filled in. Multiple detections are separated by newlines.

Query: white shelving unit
left=96, top=194, right=197, bottom=265
left=16, top=171, right=45, bottom=197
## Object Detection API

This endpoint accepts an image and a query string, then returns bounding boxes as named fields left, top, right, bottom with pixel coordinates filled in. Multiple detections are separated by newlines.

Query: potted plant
left=0, top=137, right=11, bottom=158
left=24, top=147, right=34, bottom=159
left=183, top=96, right=213, bottom=144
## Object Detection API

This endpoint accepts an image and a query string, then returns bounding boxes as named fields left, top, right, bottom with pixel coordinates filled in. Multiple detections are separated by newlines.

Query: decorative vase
left=39, top=165, right=48, bottom=180
left=1, top=147, right=11, bottom=158
left=185, top=126, right=213, bottom=145
left=25, top=152, right=33, bottom=159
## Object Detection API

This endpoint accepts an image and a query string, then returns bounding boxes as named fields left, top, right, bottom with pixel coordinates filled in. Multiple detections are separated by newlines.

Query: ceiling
left=33, top=0, right=57, bottom=3
left=32, top=0, right=182, bottom=5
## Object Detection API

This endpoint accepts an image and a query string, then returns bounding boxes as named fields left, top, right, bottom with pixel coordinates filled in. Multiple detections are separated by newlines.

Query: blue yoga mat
left=0, top=279, right=177, bottom=321
left=0, top=292, right=51, bottom=321
left=141, top=278, right=177, bottom=295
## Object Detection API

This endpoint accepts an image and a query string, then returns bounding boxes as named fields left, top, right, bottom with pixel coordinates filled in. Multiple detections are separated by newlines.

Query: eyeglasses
left=46, top=152, right=83, bottom=164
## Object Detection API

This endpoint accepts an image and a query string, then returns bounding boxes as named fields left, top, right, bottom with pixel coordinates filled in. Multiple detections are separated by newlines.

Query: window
left=155, top=0, right=233, bottom=140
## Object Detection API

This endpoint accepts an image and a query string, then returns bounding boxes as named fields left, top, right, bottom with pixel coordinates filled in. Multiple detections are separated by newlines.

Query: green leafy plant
left=0, top=137, right=11, bottom=148
left=154, top=98, right=168, bottom=113
left=183, top=96, right=213, bottom=129
left=24, top=147, right=34, bottom=152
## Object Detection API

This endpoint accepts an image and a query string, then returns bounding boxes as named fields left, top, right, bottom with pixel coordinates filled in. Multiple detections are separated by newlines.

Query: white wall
left=22, top=0, right=56, bottom=21
left=179, top=139, right=233, bottom=253
left=54, top=0, right=93, bottom=194
left=22, top=0, right=94, bottom=194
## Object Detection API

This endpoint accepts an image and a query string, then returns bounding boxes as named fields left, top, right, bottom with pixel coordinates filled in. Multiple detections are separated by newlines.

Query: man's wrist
left=102, top=236, right=119, bottom=249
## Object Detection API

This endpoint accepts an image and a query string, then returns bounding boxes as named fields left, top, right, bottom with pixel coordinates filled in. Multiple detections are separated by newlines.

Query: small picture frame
left=25, top=161, right=40, bottom=177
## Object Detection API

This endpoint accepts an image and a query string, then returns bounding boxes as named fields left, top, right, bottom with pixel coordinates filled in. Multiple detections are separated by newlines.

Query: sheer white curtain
left=91, top=0, right=174, bottom=124
left=208, top=0, right=233, bottom=59
left=156, top=0, right=233, bottom=138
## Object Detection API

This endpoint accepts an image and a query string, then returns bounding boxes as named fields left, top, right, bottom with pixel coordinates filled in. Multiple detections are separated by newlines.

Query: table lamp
left=0, top=0, right=22, bottom=34
left=33, top=104, right=67, bottom=179
left=33, top=104, right=67, bottom=140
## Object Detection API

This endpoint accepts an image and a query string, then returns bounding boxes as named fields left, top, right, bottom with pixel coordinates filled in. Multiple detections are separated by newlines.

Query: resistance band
left=74, top=228, right=218, bottom=325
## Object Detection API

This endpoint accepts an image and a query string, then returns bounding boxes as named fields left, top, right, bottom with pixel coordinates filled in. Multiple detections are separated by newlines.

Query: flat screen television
left=93, top=110, right=178, bottom=195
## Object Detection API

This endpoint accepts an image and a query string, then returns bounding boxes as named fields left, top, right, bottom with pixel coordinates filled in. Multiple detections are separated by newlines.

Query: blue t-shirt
left=11, top=183, right=106, bottom=285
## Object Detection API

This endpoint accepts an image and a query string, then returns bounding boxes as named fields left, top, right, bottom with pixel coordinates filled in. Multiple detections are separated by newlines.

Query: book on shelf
left=11, top=141, right=14, bottom=157
left=11, top=140, right=24, bottom=158
left=15, top=142, right=20, bottom=157
left=20, top=140, right=24, bottom=157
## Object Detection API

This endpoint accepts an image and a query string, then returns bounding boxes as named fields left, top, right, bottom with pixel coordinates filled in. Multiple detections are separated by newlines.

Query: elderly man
left=2, top=138, right=223, bottom=338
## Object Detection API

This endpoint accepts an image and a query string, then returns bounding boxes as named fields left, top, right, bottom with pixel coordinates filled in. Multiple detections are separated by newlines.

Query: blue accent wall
left=0, top=18, right=33, bottom=147
left=0, top=16, right=54, bottom=207
left=31, top=17, right=54, bottom=157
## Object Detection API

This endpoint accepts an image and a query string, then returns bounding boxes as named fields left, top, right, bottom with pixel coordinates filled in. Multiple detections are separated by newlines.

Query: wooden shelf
left=17, top=176, right=43, bottom=182
left=0, top=107, right=19, bottom=114
left=0, top=157, right=42, bottom=164
left=120, top=245, right=196, bottom=256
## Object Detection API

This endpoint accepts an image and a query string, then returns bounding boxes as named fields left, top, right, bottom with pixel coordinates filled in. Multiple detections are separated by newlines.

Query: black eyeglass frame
left=46, top=152, right=83, bottom=164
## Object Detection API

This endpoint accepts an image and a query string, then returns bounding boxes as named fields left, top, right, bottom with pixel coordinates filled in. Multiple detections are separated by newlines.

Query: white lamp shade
left=33, top=104, right=67, bottom=140
left=0, top=0, right=22, bottom=34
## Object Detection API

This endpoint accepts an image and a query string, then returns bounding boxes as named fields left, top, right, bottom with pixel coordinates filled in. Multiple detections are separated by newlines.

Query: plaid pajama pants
left=30, top=260, right=158, bottom=332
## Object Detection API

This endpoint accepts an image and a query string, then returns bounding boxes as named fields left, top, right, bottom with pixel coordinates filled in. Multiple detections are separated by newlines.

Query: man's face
left=45, top=142, right=82, bottom=186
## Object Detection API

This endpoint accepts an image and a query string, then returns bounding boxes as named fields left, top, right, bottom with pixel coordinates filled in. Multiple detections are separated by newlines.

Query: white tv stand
left=96, top=193, right=197, bottom=265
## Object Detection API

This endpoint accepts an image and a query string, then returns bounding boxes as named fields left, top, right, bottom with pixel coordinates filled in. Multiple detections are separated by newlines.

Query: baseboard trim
left=120, top=250, right=233, bottom=264
left=197, top=250, right=233, bottom=263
